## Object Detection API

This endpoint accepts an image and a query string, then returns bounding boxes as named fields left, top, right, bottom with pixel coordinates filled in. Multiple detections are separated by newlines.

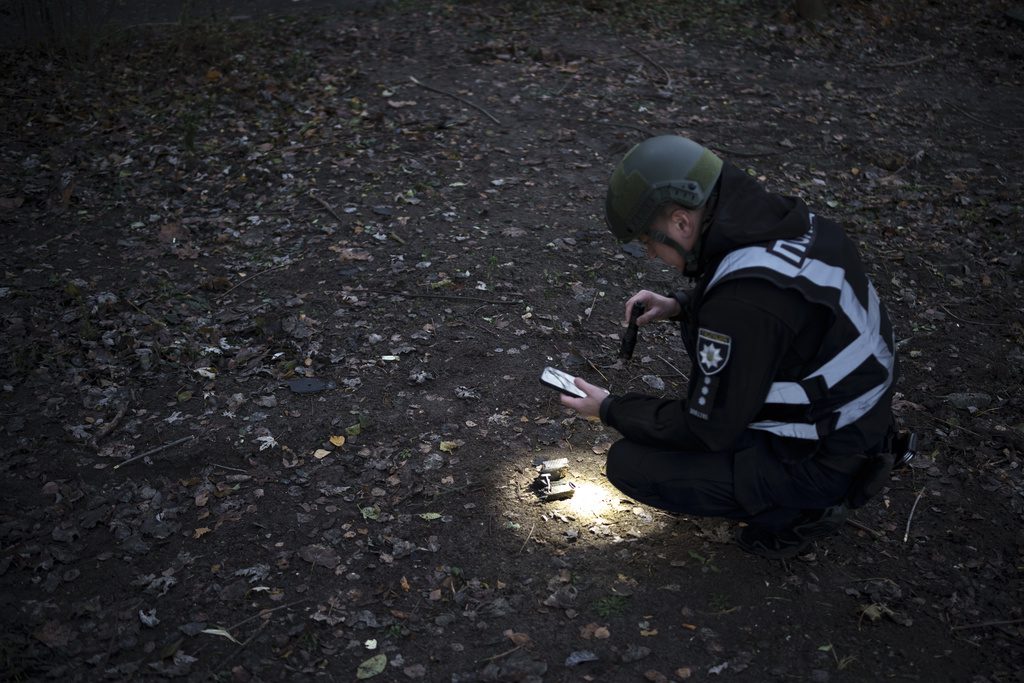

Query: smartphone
left=540, top=367, right=586, bottom=398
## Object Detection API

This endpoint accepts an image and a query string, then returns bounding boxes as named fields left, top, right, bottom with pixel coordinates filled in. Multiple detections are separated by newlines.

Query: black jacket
left=600, top=163, right=894, bottom=465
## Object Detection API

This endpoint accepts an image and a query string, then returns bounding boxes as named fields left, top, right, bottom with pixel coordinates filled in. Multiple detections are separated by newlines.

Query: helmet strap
left=649, top=229, right=697, bottom=272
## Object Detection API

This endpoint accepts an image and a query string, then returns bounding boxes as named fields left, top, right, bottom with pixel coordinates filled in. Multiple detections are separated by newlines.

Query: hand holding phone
left=539, top=367, right=586, bottom=398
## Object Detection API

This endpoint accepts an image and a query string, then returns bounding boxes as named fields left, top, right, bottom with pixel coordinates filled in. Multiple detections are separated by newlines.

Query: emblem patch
left=696, top=328, right=731, bottom=376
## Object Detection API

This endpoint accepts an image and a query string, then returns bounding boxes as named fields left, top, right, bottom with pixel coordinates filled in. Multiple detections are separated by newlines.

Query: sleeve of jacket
left=601, top=280, right=807, bottom=452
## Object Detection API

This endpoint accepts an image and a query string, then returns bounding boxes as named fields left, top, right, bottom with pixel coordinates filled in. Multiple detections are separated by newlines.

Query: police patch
left=696, top=328, right=731, bottom=376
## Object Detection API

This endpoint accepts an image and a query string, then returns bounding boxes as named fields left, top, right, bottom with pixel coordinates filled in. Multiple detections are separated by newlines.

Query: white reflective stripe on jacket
left=706, top=218, right=895, bottom=440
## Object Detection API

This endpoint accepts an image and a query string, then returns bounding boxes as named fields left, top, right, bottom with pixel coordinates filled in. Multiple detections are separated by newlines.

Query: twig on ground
left=585, top=291, right=598, bottom=321
left=124, top=298, right=167, bottom=327
left=212, top=463, right=248, bottom=473
left=454, top=319, right=500, bottom=337
left=903, top=488, right=926, bottom=543
left=580, top=353, right=610, bottom=385
left=951, top=617, right=1024, bottom=632
left=656, top=354, right=689, bottom=381
left=946, top=100, right=1024, bottom=131
left=518, top=521, right=536, bottom=554
left=216, top=261, right=296, bottom=301
left=477, top=644, right=523, bottom=664
left=410, top=75, right=501, bottom=124
left=211, top=621, right=269, bottom=674
left=874, top=54, right=935, bottom=69
left=376, top=290, right=523, bottom=305
left=626, top=45, right=672, bottom=88
left=309, top=191, right=343, bottom=222
left=113, top=435, right=195, bottom=470
left=846, top=517, right=884, bottom=539
left=939, top=304, right=1001, bottom=327
left=224, top=599, right=311, bottom=633
left=921, top=412, right=983, bottom=439
left=844, top=577, right=900, bottom=587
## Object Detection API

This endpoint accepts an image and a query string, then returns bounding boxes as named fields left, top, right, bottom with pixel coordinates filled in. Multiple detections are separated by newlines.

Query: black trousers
left=605, top=432, right=853, bottom=532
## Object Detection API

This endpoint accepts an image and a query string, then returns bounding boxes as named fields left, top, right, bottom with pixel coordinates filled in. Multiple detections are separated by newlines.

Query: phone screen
left=540, top=367, right=586, bottom=398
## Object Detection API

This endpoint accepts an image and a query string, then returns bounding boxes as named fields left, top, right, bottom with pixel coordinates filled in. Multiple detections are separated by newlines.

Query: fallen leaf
left=330, top=435, right=346, bottom=447
left=193, top=527, right=211, bottom=539
left=201, top=627, right=240, bottom=644
left=206, top=67, right=223, bottom=82
left=313, top=449, right=331, bottom=460
left=400, top=576, right=410, bottom=592
left=565, top=650, right=599, bottom=667
left=33, top=620, right=74, bottom=649
left=356, top=653, right=387, bottom=679
left=439, top=440, right=461, bottom=453
left=334, top=247, right=374, bottom=262
left=418, top=512, right=442, bottom=521
left=298, top=544, right=340, bottom=568
left=503, top=629, right=531, bottom=646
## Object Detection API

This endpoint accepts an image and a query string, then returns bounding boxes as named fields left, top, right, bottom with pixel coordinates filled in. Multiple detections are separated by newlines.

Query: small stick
left=409, top=75, right=501, bottom=125
left=309, top=191, right=343, bottom=222
left=874, top=54, right=935, bottom=69
left=216, top=262, right=295, bottom=301
left=124, top=298, right=167, bottom=327
left=845, top=517, right=883, bottom=539
left=946, top=100, right=1024, bottom=131
left=579, top=353, right=610, bottom=385
left=656, top=354, right=689, bottom=382
left=113, top=435, right=195, bottom=470
left=211, top=621, right=268, bottom=674
left=903, top=488, right=926, bottom=542
left=938, top=304, right=1001, bottom=327
left=224, top=598, right=311, bottom=633
left=477, top=644, right=523, bottom=664
left=212, top=463, right=248, bottom=473
left=626, top=45, right=672, bottom=88
left=376, top=289, right=523, bottom=305
left=455, top=319, right=500, bottom=338
left=585, top=291, right=598, bottom=321
left=518, top=521, right=537, bottom=554
left=950, top=617, right=1024, bottom=632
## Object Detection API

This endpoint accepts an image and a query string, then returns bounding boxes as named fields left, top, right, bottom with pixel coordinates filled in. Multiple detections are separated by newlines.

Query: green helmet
left=605, top=135, right=723, bottom=242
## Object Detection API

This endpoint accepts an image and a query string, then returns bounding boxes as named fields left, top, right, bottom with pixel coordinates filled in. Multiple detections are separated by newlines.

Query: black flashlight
left=618, top=302, right=645, bottom=360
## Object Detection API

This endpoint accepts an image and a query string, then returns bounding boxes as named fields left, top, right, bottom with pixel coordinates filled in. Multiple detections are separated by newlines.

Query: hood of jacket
left=694, top=162, right=811, bottom=278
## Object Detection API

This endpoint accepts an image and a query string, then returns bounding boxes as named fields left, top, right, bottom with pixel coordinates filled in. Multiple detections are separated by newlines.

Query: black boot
left=736, top=504, right=848, bottom=559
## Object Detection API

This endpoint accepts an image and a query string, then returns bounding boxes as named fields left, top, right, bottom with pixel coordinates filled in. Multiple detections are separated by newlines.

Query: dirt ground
left=2, top=1, right=1023, bottom=681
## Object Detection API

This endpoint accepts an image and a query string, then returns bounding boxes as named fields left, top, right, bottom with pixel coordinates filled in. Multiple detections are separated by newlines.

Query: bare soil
left=1, top=1, right=1023, bottom=681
